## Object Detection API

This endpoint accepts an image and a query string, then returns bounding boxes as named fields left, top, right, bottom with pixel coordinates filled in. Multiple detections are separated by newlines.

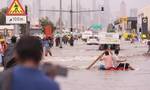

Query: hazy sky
left=1, top=0, right=150, bottom=25
left=40, top=0, right=150, bottom=14
left=109, top=0, right=150, bottom=12
left=1, top=0, right=150, bottom=12
left=1, top=0, right=150, bottom=20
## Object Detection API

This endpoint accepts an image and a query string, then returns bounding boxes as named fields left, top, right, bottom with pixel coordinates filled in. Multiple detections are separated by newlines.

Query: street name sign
left=6, top=0, right=27, bottom=24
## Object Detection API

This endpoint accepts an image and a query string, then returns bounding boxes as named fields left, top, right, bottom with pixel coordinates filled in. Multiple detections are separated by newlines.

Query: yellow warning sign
left=7, top=0, right=25, bottom=15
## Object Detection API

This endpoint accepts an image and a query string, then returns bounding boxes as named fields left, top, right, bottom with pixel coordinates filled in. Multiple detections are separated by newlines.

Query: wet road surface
left=44, top=40, right=150, bottom=90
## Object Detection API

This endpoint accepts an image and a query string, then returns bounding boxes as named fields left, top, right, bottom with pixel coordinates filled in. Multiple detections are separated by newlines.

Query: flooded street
left=44, top=40, right=150, bottom=90
left=1, top=0, right=150, bottom=90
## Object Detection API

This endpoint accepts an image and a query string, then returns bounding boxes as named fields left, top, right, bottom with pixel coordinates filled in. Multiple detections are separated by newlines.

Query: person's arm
left=87, top=52, right=105, bottom=70
left=56, top=83, right=60, bottom=90
left=116, top=56, right=127, bottom=62
left=100, top=55, right=104, bottom=61
left=117, top=60, right=126, bottom=63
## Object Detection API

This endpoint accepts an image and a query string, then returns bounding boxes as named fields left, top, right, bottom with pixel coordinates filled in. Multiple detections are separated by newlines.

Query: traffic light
left=101, top=7, right=104, bottom=11
left=139, top=28, right=142, bottom=32
left=25, top=5, right=28, bottom=15
left=70, top=28, right=73, bottom=32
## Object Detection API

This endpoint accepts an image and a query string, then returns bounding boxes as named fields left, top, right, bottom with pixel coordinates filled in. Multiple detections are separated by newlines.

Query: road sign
left=6, top=0, right=25, bottom=15
left=6, top=0, right=26, bottom=24
left=90, top=24, right=103, bottom=30
left=6, top=16, right=26, bottom=24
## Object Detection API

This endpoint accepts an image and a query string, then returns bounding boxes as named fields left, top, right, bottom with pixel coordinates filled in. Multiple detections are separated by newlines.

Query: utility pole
left=78, top=0, right=81, bottom=31
left=39, top=0, right=41, bottom=19
left=70, top=0, right=73, bottom=32
left=25, top=5, right=30, bottom=35
left=59, top=0, right=63, bottom=48
left=76, top=0, right=78, bottom=31
left=39, top=0, right=104, bottom=33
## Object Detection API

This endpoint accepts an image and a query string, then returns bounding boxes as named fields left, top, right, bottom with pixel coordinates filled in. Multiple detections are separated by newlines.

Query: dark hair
left=114, top=50, right=119, bottom=55
left=15, top=36, right=43, bottom=63
left=11, top=36, right=17, bottom=43
left=104, top=51, right=109, bottom=56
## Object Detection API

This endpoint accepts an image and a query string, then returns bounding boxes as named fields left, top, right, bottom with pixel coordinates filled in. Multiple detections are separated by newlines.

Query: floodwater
left=57, top=56, right=150, bottom=90
left=44, top=40, right=150, bottom=90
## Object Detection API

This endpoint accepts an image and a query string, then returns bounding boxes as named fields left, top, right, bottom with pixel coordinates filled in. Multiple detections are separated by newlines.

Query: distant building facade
left=130, top=8, right=138, bottom=17
left=138, top=5, right=150, bottom=33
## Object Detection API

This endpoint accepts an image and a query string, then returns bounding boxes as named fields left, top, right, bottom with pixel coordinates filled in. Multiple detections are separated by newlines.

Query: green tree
left=39, top=17, right=55, bottom=33
left=0, top=8, right=7, bottom=25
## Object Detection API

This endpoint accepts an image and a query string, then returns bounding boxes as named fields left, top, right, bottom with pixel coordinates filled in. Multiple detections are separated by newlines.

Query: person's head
left=15, top=36, right=43, bottom=66
left=11, top=36, right=17, bottom=43
left=114, top=50, right=119, bottom=55
left=104, top=51, right=109, bottom=56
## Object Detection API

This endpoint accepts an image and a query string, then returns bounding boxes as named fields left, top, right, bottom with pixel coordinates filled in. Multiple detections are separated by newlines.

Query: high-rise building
left=120, top=0, right=127, bottom=17
left=92, top=0, right=97, bottom=23
left=32, top=0, right=40, bottom=25
left=130, top=8, right=138, bottom=17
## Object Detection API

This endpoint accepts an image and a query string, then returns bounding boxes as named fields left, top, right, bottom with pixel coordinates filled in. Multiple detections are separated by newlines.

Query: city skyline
left=1, top=0, right=150, bottom=27
left=1, top=0, right=150, bottom=13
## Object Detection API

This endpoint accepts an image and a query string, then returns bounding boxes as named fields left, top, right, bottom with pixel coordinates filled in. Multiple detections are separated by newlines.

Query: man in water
left=112, top=50, right=134, bottom=70
left=99, top=51, right=113, bottom=70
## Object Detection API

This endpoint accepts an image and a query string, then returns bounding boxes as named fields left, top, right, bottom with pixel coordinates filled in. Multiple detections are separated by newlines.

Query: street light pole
left=76, top=0, right=79, bottom=32
left=25, top=5, right=30, bottom=35
left=59, top=0, right=63, bottom=48
left=70, top=0, right=73, bottom=32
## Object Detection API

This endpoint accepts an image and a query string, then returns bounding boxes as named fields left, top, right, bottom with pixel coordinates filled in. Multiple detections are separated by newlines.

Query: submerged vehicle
left=87, top=36, right=99, bottom=45
left=98, top=32, right=120, bottom=50
left=81, top=31, right=92, bottom=42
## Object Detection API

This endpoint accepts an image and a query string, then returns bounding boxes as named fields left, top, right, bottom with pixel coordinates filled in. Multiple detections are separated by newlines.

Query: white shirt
left=112, top=55, right=125, bottom=68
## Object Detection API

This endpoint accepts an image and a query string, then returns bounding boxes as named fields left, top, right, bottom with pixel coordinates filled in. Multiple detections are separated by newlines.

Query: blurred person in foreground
left=40, top=62, right=68, bottom=80
left=0, top=36, right=60, bottom=90
left=3, top=36, right=17, bottom=69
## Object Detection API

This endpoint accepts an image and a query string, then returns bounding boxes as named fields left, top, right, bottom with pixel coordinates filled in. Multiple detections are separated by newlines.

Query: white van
left=81, top=31, right=92, bottom=41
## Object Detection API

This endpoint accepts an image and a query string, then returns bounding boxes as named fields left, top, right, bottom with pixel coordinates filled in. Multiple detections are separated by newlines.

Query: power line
left=39, top=9, right=103, bottom=13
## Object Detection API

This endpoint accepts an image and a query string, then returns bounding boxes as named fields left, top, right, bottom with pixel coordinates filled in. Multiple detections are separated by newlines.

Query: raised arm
left=87, top=52, right=105, bottom=70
